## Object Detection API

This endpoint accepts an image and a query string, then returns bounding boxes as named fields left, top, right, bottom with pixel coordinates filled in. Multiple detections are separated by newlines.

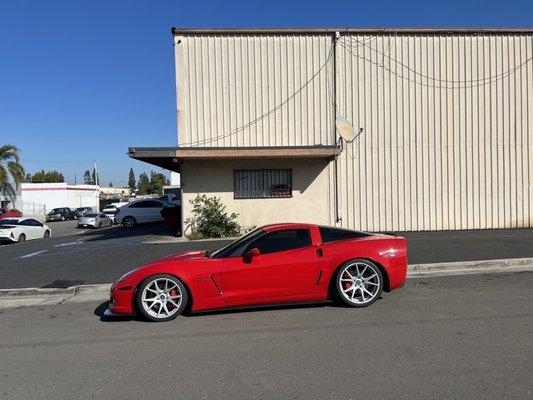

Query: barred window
left=234, top=169, right=292, bottom=199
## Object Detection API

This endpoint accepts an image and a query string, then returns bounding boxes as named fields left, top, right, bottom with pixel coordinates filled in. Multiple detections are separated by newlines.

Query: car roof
left=260, top=223, right=314, bottom=232
left=0, top=217, right=29, bottom=222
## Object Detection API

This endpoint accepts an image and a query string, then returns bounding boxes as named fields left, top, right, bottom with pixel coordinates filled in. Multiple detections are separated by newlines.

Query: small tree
left=83, top=170, right=93, bottom=184
left=137, top=172, right=150, bottom=195
left=31, top=170, right=65, bottom=183
left=188, top=195, right=240, bottom=239
left=148, top=171, right=169, bottom=195
left=128, top=168, right=136, bottom=190
left=92, top=168, right=98, bottom=186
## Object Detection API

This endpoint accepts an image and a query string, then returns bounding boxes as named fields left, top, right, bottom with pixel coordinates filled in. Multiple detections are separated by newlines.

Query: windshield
left=0, top=219, right=20, bottom=226
left=210, top=228, right=265, bottom=259
left=50, top=209, right=61, bottom=214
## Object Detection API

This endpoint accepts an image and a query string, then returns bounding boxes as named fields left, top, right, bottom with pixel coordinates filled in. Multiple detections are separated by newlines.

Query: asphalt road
left=0, top=226, right=532, bottom=289
left=1, top=272, right=531, bottom=399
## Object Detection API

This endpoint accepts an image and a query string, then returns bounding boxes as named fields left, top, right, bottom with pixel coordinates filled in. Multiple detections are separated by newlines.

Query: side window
left=145, top=201, right=164, bottom=208
left=319, top=226, right=371, bottom=243
left=28, top=219, right=42, bottom=226
left=130, top=201, right=148, bottom=208
left=247, top=229, right=311, bottom=255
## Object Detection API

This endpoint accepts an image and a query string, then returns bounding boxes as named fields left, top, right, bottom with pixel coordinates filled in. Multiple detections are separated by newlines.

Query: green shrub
left=187, top=195, right=240, bottom=239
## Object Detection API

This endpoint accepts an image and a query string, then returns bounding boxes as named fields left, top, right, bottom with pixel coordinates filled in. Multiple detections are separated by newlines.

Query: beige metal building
left=129, top=28, right=533, bottom=232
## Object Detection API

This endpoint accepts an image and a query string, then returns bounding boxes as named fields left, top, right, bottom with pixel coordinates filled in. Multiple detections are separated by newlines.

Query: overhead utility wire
left=341, top=36, right=533, bottom=88
left=182, top=39, right=338, bottom=147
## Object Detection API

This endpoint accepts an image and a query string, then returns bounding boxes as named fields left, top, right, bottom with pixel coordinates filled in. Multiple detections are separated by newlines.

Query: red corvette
left=105, top=223, right=407, bottom=322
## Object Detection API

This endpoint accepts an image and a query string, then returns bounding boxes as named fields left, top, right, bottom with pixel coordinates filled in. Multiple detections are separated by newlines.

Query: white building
left=19, top=183, right=100, bottom=216
left=129, top=28, right=533, bottom=232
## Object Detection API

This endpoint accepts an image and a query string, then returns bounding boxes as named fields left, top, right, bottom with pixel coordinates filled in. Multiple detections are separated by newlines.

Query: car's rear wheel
left=43, top=230, right=51, bottom=238
left=136, top=274, right=188, bottom=322
left=122, top=216, right=136, bottom=228
left=335, top=259, right=383, bottom=307
left=18, top=233, right=26, bottom=243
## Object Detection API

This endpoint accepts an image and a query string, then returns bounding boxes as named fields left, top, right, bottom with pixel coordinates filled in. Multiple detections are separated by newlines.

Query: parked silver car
left=77, top=213, right=112, bottom=229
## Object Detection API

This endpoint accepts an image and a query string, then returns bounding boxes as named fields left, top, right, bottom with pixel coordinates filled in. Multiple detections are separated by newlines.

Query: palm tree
left=0, top=145, right=25, bottom=199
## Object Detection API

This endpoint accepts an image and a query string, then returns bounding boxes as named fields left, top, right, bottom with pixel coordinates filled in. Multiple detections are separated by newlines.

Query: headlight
left=117, top=269, right=137, bottom=282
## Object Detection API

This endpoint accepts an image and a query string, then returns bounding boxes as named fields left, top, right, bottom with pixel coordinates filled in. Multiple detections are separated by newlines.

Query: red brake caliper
left=342, top=274, right=352, bottom=290
left=169, top=289, right=178, bottom=308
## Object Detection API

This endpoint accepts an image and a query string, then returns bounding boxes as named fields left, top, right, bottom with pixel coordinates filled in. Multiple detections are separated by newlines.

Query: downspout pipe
left=332, top=31, right=342, bottom=224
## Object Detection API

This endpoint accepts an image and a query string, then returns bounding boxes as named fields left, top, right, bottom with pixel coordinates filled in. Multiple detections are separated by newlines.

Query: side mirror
left=243, top=247, right=260, bottom=263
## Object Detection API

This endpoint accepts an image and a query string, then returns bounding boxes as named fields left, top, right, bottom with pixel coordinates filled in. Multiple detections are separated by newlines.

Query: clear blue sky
left=1, top=0, right=531, bottom=187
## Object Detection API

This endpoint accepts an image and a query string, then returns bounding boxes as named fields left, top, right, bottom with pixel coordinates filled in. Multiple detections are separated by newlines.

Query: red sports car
left=105, top=223, right=407, bottom=322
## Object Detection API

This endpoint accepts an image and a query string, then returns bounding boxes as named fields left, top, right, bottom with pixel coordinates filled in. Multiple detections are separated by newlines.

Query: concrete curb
left=407, top=257, right=533, bottom=277
left=1, top=258, right=532, bottom=308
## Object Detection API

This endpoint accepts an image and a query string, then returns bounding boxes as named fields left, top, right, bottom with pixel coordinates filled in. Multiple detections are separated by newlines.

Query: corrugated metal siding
left=175, top=32, right=533, bottom=231
left=175, top=34, right=334, bottom=147
left=336, top=33, right=533, bottom=230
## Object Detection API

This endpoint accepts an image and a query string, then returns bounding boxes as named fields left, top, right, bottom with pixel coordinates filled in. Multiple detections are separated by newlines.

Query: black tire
left=135, top=274, right=188, bottom=322
left=122, top=216, right=136, bottom=228
left=98, top=221, right=102, bottom=228
left=334, top=259, right=383, bottom=308
left=18, top=233, right=26, bottom=243
left=43, top=230, right=51, bottom=238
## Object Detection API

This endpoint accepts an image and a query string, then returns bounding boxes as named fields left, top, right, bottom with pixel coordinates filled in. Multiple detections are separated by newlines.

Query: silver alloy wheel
left=141, top=278, right=183, bottom=319
left=123, top=217, right=135, bottom=228
left=338, top=261, right=381, bottom=305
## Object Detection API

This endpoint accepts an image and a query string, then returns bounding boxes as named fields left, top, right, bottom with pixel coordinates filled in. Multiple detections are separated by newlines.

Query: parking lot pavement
left=0, top=272, right=531, bottom=400
left=0, top=225, right=230, bottom=289
left=44, top=219, right=114, bottom=238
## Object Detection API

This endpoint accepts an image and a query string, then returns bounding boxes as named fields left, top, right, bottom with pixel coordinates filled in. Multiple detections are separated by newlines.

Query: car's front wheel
left=18, top=233, right=26, bottom=243
left=122, top=216, right=136, bottom=228
left=335, top=259, right=383, bottom=307
left=43, top=230, right=51, bottom=238
left=136, top=274, right=188, bottom=322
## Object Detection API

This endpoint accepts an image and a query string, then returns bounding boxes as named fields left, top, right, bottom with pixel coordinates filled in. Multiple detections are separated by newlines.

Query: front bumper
left=78, top=223, right=96, bottom=228
left=107, top=282, right=135, bottom=315
left=103, top=308, right=132, bottom=318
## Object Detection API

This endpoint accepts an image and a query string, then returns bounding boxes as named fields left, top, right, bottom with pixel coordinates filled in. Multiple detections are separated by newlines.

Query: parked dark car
left=74, top=207, right=94, bottom=218
left=46, top=207, right=77, bottom=222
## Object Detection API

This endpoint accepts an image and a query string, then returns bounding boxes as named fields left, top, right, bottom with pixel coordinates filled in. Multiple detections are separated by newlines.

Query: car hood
left=159, top=250, right=208, bottom=262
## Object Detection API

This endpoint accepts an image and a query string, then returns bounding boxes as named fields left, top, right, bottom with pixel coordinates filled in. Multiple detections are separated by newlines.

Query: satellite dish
left=336, top=116, right=357, bottom=142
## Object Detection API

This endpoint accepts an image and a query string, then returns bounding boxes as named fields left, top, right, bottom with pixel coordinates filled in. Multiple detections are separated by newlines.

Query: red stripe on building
left=22, top=187, right=98, bottom=192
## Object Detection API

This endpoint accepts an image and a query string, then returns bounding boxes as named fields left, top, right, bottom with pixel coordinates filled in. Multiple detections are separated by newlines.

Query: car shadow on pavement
left=94, top=297, right=385, bottom=322
left=93, top=301, right=139, bottom=322
left=79, top=223, right=180, bottom=242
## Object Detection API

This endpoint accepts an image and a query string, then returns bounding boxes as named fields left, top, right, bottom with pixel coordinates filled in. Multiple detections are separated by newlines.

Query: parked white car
left=102, top=202, right=128, bottom=224
left=115, top=199, right=168, bottom=228
left=77, top=213, right=113, bottom=229
left=0, top=218, right=51, bottom=243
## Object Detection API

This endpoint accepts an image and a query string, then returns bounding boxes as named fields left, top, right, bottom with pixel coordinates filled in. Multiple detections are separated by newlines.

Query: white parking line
left=54, top=240, right=84, bottom=248
left=20, top=250, right=48, bottom=259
